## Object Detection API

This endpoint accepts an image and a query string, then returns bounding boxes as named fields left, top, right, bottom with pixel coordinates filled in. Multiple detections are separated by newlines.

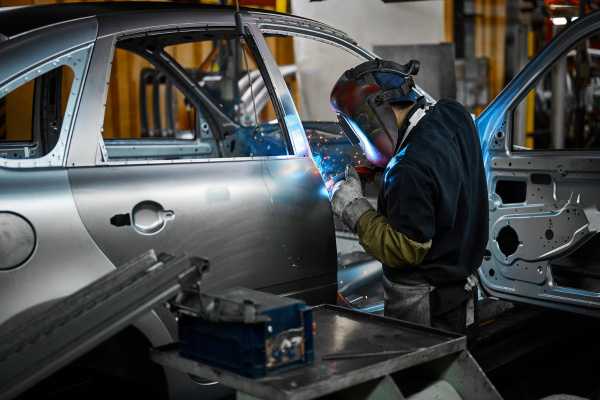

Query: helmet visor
left=336, top=113, right=362, bottom=146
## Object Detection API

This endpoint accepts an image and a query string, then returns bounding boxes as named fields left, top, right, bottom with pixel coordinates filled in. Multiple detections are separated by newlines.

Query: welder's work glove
left=331, top=164, right=375, bottom=232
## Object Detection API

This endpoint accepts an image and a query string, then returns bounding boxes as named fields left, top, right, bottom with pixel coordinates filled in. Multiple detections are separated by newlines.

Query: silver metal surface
left=0, top=212, right=36, bottom=270
left=0, top=251, right=207, bottom=400
left=476, top=9, right=600, bottom=315
left=95, top=9, right=226, bottom=39
left=480, top=154, right=600, bottom=313
left=68, top=157, right=337, bottom=295
left=0, top=17, right=96, bottom=85
left=251, top=11, right=376, bottom=61
left=0, top=168, right=116, bottom=326
left=247, top=18, right=309, bottom=158
left=66, top=34, right=113, bottom=168
left=551, top=57, right=567, bottom=150
left=477, top=10, right=600, bottom=170
left=238, top=65, right=298, bottom=125
left=152, top=305, right=501, bottom=400
left=132, top=201, right=175, bottom=235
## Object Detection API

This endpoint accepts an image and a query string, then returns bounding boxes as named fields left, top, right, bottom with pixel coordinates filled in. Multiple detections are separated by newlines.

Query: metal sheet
left=66, top=35, right=112, bottom=168
left=0, top=251, right=206, bottom=400
left=247, top=20, right=310, bottom=158
left=0, top=168, right=116, bottom=327
left=0, top=18, right=96, bottom=86
left=0, top=212, right=36, bottom=270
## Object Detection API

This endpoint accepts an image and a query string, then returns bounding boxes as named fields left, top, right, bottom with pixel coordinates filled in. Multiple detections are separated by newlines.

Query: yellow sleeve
left=355, top=210, right=432, bottom=268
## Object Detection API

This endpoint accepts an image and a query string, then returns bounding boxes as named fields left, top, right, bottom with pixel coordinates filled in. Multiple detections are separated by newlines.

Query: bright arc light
left=551, top=17, right=568, bottom=26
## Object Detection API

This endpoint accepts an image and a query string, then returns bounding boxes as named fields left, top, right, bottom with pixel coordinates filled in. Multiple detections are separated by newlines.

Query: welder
left=330, top=59, right=488, bottom=335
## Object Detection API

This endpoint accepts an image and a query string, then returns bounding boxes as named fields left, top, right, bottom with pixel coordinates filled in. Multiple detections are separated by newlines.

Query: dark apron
left=383, top=271, right=477, bottom=334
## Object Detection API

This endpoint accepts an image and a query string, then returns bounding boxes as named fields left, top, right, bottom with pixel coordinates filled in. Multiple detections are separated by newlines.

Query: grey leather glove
left=331, top=164, right=375, bottom=232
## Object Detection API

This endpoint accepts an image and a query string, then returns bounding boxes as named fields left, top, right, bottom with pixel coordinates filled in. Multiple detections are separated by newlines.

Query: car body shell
left=0, top=3, right=376, bottom=397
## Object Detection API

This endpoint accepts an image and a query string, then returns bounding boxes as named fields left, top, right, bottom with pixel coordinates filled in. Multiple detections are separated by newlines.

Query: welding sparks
left=307, top=126, right=368, bottom=198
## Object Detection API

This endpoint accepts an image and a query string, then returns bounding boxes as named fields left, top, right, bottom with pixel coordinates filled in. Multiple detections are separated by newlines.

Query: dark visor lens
left=336, top=113, right=361, bottom=146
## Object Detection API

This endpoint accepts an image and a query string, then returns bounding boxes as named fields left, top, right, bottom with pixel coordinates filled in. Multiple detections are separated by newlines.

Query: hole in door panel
left=531, top=173, right=552, bottom=185
left=495, top=180, right=527, bottom=204
left=497, top=226, right=520, bottom=257
left=552, top=233, right=600, bottom=293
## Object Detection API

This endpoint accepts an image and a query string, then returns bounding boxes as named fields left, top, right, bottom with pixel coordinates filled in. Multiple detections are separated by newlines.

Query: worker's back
left=379, top=98, right=489, bottom=288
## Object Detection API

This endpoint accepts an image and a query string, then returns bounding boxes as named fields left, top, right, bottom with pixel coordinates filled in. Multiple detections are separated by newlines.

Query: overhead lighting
left=548, top=4, right=578, bottom=10
left=572, top=16, right=579, bottom=22
left=551, top=17, right=568, bottom=26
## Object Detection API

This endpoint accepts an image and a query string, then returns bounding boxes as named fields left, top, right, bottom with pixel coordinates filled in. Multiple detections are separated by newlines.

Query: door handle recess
left=131, top=201, right=175, bottom=235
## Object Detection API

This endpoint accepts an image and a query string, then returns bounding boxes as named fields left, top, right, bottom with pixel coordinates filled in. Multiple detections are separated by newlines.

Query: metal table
left=151, top=305, right=501, bottom=400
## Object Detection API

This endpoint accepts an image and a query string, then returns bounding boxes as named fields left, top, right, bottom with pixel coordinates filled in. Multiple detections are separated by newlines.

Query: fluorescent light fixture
left=572, top=16, right=579, bottom=22
left=551, top=17, right=568, bottom=26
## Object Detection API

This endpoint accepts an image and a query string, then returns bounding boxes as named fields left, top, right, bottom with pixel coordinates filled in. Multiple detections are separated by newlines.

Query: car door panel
left=68, top=158, right=337, bottom=300
left=65, top=13, right=337, bottom=302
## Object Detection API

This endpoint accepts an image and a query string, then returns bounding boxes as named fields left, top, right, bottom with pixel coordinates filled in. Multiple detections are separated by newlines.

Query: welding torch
left=325, top=165, right=382, bottom=192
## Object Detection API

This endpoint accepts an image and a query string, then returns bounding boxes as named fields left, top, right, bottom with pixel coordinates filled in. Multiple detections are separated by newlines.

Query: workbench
left=151, top=305, right=501, bottom=400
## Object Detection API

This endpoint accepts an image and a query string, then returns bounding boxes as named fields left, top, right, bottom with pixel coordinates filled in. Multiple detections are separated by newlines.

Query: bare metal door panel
left=481, top=154, right=600, bottom=315
left=68, top=158, right=337, bottom=297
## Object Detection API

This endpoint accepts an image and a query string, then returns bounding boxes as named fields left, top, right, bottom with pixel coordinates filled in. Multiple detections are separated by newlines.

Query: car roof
left=0, top=2, right=280, bottom=40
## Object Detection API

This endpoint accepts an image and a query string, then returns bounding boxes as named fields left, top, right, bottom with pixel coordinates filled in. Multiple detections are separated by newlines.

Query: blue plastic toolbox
left=178, top=287, right=313, bottom=379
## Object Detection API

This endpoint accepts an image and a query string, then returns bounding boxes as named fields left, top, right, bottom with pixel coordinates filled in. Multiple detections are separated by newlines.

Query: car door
left=250, top=12, right=391, bottom=311
left=476, top=10, right=600, bottom=316
left=66, top=10, right=337, bottom=305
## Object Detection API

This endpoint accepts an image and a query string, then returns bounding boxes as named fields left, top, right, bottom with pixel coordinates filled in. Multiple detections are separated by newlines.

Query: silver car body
left=0, top=3, right=376, bottom=396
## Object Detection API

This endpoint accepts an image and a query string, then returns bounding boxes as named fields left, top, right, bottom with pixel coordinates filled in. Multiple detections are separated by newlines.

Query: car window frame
left=477, top=9, right=600, bottom=167
left=92, top=16, right=304, bottom=166
left=252, top=13, right=436, bottom=120
left=0, top=26, right=94, bottom=169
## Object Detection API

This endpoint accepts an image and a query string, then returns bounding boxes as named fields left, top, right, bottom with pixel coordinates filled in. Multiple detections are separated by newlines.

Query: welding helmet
left=330, top=59, right=420, bottom=167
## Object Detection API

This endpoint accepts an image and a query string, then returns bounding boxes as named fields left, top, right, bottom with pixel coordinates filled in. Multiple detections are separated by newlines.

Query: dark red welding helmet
left=330, top=58, right=420, bottom=167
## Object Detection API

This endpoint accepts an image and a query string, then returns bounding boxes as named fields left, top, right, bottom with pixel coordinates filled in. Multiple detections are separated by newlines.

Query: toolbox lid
left=206, top=287, right=306, bottom=312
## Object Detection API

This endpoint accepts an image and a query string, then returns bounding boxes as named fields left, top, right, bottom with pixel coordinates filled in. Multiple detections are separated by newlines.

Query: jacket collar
left=395, top=96, right=427, bottom=153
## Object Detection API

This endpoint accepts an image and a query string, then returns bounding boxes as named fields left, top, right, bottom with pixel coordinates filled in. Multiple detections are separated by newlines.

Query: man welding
left=329, top=58, right=488, bottom=335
